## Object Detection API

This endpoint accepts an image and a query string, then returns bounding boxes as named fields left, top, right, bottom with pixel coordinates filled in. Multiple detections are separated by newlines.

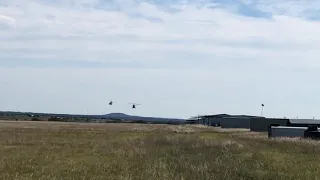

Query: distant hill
left=0, top=111, right=186, bottom=124
left=102, top=113, right=186, bottom=123
left=103, top=113, right=131, bottom=119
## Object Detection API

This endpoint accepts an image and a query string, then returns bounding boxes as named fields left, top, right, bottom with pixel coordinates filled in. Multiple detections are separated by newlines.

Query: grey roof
left=271, top=126, right=309, bottom=130
left=201, top=114, right=263, bottom=119
left=201, top=114, right=230, bottom=118
left=289, top=119, right=320, bottom=124
left=222, top=116, right=262, bottom=119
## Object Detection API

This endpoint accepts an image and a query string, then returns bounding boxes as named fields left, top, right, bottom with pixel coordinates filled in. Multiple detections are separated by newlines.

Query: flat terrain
left=0, top=121, right=320, bottom=180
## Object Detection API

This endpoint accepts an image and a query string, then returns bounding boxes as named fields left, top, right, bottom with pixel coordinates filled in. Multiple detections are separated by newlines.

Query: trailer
left=268, top=126, right=310, bottom=138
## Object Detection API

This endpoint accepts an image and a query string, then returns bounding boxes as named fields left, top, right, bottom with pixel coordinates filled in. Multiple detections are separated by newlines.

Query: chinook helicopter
left=129, top=102, right=141, bottom=109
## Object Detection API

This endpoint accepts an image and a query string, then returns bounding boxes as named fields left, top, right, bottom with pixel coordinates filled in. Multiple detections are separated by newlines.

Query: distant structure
left=129, top=103, right=141, bottom=109
left=261, top=104, right=265, bottom=117
left=198, top=114, right=262, bottom=128
left=196, top=113, right=320, bottom=134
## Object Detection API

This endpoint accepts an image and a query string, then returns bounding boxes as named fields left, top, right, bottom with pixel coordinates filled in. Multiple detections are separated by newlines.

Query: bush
left=31, top=118, right=41, bottom=121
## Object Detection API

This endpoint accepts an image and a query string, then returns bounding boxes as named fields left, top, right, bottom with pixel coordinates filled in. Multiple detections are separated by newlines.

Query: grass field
left=1, top=121, right=320, bottom=180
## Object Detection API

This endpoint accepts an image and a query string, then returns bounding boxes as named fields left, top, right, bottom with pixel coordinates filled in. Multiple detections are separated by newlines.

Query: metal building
left=198, top=114, right=262, bottom=128
left=268, top=126, right=310, bottom=138
left=199, top=114, right=231, bottom=126
left=220, top=117, right=251, bottom=129
left=250, top=118, right=289, bottom=132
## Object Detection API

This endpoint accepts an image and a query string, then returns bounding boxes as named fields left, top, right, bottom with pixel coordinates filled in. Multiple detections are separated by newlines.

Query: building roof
left=201, top=114, right=230, bottom=118
left=271, top=126, right=308, bottom=129
left=289, top=119, right=320, bottom=124
left=222, top=115, right=263, bottom=119
left=201, top=114, right=263, bottom=119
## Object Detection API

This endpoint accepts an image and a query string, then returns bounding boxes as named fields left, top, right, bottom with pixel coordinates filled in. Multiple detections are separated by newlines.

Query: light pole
left=261, top=104, right=264, bottom=117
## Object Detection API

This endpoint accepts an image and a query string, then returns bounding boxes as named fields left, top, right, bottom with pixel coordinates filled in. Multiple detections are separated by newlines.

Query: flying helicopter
left=109, top=100, right=114, bottom=105
left=129, top=102, right=141, bottom=109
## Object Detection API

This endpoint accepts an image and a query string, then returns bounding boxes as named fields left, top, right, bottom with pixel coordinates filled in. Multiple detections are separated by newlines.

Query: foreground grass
left=0, top=121, right=320, bottom=179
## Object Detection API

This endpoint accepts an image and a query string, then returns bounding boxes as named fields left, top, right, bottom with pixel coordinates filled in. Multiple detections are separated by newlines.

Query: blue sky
left=1, top=0, right=320, bottom=119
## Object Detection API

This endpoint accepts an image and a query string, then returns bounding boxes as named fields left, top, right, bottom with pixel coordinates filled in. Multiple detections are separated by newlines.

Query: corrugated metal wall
left=269, top=126, right=308, bottom=138
left=198, top=117, right=222, bottom=126
left=250, top=118, right=289, bottom=132
left=204, top=118, right=209, bottom=126
left=220, top=118, right=250, bottom=129
left=198, top=118, right=205, bottom=125
left=208, top=117, right=221, bottom=126
left=201, top=117, right=211, bottom=126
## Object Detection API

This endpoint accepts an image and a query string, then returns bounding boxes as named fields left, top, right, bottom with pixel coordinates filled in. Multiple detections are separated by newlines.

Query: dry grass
left=1, top=121, right=320, bottom=180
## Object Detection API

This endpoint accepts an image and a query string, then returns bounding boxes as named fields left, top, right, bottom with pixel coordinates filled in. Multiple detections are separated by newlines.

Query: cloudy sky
left=1, top=0, right=320, bottom=119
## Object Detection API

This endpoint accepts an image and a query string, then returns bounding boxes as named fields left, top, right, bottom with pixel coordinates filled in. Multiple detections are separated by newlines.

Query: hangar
left=199, top=114, right=231, bottom=126
left=220, top=116, right=261, bottom=129
left=199, top=114, right=261, bottom=129
left=197, top=113, right=320, bottom=133
left=250, top=118, right=289, bottom=132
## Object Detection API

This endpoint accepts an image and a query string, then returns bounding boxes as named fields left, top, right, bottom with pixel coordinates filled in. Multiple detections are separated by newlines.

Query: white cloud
left=0, top=14, right=16, bottom=27
left=1, top=0, right=320, bottom=118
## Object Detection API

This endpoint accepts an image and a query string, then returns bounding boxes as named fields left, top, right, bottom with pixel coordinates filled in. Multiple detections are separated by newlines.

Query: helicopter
left=129, top=102, right=141, bottom=109
left=109, top=101, right=114, bottom=105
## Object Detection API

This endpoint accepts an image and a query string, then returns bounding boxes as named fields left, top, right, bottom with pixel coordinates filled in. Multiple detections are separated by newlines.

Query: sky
left=1, top=0, right=320, bottom=119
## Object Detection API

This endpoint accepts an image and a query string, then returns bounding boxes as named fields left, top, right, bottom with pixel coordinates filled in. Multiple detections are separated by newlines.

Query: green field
left=0, top=121, right=320, bottom=180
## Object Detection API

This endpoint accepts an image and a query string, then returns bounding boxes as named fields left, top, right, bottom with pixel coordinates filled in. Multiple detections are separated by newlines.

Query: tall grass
left=0, top=122, right=320, bottom=179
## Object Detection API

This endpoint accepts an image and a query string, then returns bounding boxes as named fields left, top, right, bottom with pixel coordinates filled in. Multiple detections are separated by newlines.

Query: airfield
left=0, top=120, right=320, bottom=179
